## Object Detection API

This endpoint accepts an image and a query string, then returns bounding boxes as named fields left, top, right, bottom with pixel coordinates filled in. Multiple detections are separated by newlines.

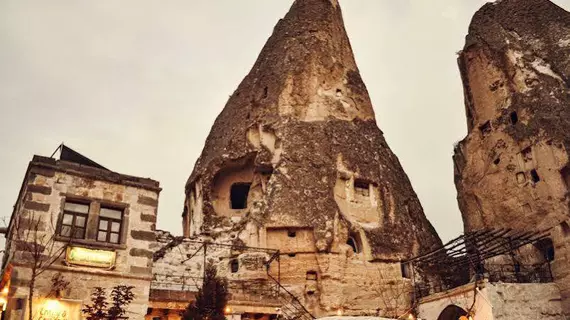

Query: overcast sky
left=1, top=0, right=569, bottom=243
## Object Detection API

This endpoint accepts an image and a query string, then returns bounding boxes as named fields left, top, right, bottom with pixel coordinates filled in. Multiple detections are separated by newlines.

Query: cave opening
left=510, top=111, right=518, bottom=125
left=347, top=235, right=361, bottom=254
left=530, top=169, right=540, bottom=183
left=230, top=183, right=251, bottom=209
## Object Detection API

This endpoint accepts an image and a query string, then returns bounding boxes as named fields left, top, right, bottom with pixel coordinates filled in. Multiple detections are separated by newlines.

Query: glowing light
left=66, top=246, right=116, bottom=268
left=336, top=309, right=343, bottom=316
left=1, top=287, right=8, bottom=295
left=225, top=306, right=232, bottom=314
left=44, top=299, right=61, bottom=311
left=407, top=314, right=415, bottom=320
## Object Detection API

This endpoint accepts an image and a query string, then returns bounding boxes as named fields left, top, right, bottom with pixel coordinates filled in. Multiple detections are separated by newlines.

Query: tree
left=82, top=287, right=108, bottom=320
left=108, top=285, right=135, bottom=320
left=183, top=263, right=229, bottom=320
left=4, top=210, right=70, bottom=320
left=373, top=270, right=413, bottom=318
left=82, top=285, right=135, bottom=320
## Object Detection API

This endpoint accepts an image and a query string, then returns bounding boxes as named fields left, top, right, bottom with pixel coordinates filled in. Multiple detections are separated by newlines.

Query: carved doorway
left=437, top=305, right=468, bottom=320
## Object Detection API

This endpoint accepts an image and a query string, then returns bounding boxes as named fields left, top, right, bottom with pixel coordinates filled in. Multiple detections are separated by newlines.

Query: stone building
left=181, top=0, right=441, bottom=317
left=453, top=0, right=570, bottom=316
left=0, top=146, right=160, bottom=319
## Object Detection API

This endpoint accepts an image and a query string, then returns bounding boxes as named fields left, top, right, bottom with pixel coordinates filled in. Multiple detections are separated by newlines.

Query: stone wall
left=3, top=156, right=160, bottom=319
left=418, top=281, right=565, bottom=320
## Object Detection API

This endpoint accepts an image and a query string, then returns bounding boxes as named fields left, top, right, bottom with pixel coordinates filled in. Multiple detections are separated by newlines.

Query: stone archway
left=437, top=305, right=468, bottom=320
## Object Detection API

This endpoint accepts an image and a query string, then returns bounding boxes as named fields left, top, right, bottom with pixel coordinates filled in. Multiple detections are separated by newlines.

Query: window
left=510, top=111, right=518, bottom=125
left=306, top=271, right=317, bottom=280
left=354, top=180, right=370, bottom=197
left=60, top=201, right=88, bottom=239
left=230, top=183, right=251, bottom=209
left=230, top=259, right=239, bottom=273
left=530, top=169, right=540, bottom=183
left=400, top=263, right=410, bottom=279
left=535, top=238, right=554, bottom=262
left=97, top=207, right=123, bottom=244
left=287, top=230, right=296, bottom=238
left=347, top=236, right=360, bottom=254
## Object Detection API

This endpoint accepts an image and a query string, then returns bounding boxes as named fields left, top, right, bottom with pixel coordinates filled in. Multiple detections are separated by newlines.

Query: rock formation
left=454, top=0, right=570, bottom=314
left=183, top=0, right=441, bottom=316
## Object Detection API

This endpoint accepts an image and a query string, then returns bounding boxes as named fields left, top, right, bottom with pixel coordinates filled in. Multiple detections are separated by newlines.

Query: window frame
left=96, top=207, right=124, bottom=245
left=56, top=195, right=130, bottom=250
left=59, top=200, right=89, bottom=240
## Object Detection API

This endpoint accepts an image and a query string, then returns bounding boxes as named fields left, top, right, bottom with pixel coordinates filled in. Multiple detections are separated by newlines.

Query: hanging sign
left=65, top=246, right=116, bottom=269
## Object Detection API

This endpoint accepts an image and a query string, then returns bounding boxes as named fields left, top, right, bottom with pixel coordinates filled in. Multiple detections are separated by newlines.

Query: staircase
left=266, top=273, right=315, bottom=320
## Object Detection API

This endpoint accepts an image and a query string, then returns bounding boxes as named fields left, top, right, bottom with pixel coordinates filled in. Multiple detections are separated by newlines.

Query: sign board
left=65, top=246, right=116, bottom=269
left=35, top=299, right=82, bottom=320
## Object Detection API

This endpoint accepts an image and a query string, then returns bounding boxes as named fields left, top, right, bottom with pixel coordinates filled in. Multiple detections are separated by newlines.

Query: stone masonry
left=2, top=155, right=160, bottom=319
left=453, top=0, right=570, bottom=316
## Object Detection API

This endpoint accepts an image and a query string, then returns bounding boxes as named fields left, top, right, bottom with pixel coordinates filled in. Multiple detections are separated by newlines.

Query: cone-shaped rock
left=455, top=0, right=570, bottom=314
left=184, top=0, right=441, bottom=314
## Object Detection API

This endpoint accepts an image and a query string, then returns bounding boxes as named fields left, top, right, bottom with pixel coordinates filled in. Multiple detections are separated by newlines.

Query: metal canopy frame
left=404, top=228, right=553, bottom=299
left=404, top=228, right=550, bottom=268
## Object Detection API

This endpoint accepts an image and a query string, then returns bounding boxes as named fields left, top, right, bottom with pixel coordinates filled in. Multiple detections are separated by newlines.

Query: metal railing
left=413, top=261, right=553, bottom=299
left=151, top=240, right=315, bottom=320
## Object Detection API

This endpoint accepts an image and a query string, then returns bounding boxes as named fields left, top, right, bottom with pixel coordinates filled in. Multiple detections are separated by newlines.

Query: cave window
left=493, top=157, right=500, bottom=165
left=530, top=169, right=540, bottom=183
left=287, top=230, right=296, bottom=238
left=230, top=259, right=239, bottom=273
left=510, top=111, right=518, bottom=125
left=400, top=263, right=411, bottom=279
left=479, top=121, right=491, bottom=136
left=354, top=179, right=370, bottom=197
left=288, top=253, right=296, bottom=257
left=306, top=271, right=317, bottom=280
left=230, top=183, right=251, bottom=209
left=347, top=235, right=361, bottom=254
left=535, top=238, right=555, bottom=262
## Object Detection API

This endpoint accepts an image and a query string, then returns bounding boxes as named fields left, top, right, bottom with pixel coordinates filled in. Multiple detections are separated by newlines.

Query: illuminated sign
left=39, top=300, right=68, bottom=320
left=65, top=246, right=116, bottom=269
left=35, top=299, right=81, bottom=320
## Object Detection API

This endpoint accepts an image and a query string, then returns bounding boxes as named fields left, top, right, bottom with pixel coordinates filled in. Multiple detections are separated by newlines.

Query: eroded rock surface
left=183, top=0, right=441, bottom=315
left=454, top=0, right=570, bottom=314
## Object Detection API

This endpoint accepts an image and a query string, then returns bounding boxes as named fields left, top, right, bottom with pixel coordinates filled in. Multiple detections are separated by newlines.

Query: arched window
left=347, top=235, right=361, bottom=254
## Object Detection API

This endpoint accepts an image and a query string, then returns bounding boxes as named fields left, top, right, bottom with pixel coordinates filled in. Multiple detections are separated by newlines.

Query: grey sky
left=1, top=0, right=569, bottom=243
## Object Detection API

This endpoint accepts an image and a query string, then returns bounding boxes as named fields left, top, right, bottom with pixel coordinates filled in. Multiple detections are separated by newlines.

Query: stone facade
left=417, top=280, right=566, bottom=320
left=182, top=0, right=441, bottom=316
left=2, top=155, right=160, bottom=319
left=453, top=0, right=570, bottom=315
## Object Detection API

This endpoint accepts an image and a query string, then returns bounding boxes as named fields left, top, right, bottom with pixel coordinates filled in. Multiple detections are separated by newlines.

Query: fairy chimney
left=454, top=0, right=570, bottom=314
left=184, top=0, right=441, bottom=315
